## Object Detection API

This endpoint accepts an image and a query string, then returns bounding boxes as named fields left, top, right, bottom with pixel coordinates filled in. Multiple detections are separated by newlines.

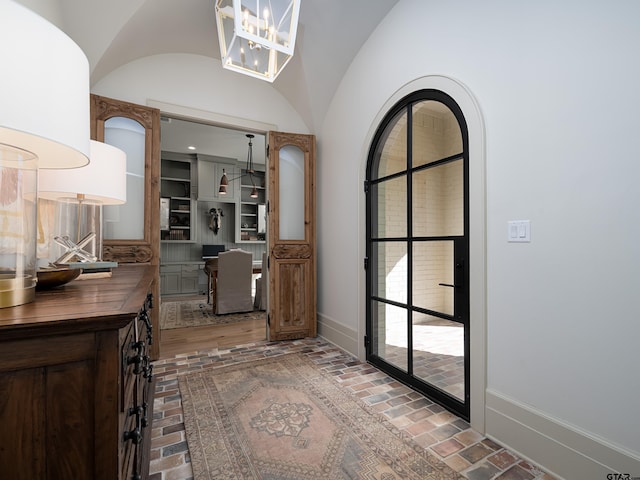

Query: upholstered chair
left=215, top=249, right=254, bottom=314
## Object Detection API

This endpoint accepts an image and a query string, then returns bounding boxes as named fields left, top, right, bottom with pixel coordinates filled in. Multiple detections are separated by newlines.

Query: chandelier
left=215, top=0, right=301, bottom=82
left=219, top=134, right=259, bottom=198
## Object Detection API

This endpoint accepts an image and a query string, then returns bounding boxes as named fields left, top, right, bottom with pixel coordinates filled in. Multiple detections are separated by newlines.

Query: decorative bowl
left=36, top=267, right=82, bottom=290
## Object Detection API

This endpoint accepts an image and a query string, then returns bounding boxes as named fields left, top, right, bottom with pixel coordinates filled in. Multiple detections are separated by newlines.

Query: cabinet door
left=181, top=265, right=199, bottom=294
left=0, top=342, right=96, bottom=479
left=197, top=159, right=237, bottom=201
left=181, top=274, right=199, bottom=294
left=160, top=266, right=181, bottom=295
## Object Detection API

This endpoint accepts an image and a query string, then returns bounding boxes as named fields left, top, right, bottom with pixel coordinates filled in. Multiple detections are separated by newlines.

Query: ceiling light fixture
left=219, top=134, right=259, bottom=198
left=215, top=0, right=301, bottom=82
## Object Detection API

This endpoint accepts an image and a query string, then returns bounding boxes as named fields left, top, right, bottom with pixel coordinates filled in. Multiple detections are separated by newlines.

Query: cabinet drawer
left=182, top=264, right=199, bottom=276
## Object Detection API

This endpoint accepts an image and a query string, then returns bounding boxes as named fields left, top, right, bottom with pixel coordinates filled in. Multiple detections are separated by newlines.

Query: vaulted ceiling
left=40, top=0, right=398, bottom=131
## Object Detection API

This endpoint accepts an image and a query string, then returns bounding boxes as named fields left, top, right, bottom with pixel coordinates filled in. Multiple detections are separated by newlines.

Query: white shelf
left=161, top=176, right=190, bottom=182
left=236, top=169, right=266, bottom=244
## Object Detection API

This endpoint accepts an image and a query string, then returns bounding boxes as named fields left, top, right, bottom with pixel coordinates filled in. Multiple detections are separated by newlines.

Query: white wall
left=319, top=0, right=640, bottom=476
left=91, top=53, right=309, bottom=135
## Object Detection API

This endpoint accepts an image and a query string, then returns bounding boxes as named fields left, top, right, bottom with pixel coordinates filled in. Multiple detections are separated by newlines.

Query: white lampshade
left=215, top=0, right=301, bottom=82
left=38, top=141, right=127, bottom=205
left=0, top=1, right=90, bottom=169
left=0, top=2, right=91, bottom=307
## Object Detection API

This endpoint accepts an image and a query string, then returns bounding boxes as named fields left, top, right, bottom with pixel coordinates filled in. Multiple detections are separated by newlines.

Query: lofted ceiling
left=47, top=0, right=399, bottom=133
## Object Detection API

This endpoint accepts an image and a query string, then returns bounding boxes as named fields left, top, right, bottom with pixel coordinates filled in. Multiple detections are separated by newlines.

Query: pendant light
left=218, top=134, right=259, bottom=198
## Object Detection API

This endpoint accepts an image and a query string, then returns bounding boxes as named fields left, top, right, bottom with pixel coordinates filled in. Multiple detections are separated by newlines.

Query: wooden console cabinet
left=0, top=265, right=156, bottom=480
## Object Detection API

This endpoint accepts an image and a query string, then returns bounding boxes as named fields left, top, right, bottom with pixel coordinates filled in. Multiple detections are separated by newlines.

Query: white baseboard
left=317, top=313, right=358, bottom=356
left=486, top=389, right=640, bottom=479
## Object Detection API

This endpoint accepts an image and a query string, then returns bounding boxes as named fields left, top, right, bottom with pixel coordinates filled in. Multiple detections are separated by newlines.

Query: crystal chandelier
left=215, top=0, right=301, bottom=82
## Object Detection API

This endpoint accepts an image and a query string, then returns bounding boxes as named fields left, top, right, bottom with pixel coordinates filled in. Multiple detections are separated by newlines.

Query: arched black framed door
left=365, top=89, right=470, bottom=419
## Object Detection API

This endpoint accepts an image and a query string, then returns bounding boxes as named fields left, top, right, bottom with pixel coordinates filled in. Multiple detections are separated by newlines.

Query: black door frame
left=365, top=89, right=470, bottom=420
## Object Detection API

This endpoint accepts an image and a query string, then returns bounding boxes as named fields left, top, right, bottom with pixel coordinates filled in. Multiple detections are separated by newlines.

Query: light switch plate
left=508, top=220, right=530, bottom=242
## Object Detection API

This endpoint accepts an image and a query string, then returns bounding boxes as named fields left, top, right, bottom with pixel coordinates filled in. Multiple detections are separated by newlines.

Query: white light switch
left=508, top=220, right=530, bottom=242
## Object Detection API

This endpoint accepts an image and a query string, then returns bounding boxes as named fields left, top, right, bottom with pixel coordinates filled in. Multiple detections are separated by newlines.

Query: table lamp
left=0, top=2, right=91, bottom=307
left=38, top=140, right=127, bottom=271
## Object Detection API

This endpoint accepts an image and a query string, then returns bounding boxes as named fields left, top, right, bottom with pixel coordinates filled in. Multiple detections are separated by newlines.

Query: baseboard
left=317, top=313, right=358, bottom=356
left=486, top=389, right=640, bottom=479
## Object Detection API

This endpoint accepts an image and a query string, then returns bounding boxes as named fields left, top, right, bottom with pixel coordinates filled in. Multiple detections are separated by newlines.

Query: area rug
left=160, top=299, right=265, bottom=330
left=178, top=353, right=463, bottom=480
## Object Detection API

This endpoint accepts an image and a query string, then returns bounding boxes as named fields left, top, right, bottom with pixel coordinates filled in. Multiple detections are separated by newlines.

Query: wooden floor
left=157, top=299, right=267, bottom=359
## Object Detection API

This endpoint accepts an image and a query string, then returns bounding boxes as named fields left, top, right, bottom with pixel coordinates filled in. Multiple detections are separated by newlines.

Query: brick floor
left=149, top=337, right=557, bottom=480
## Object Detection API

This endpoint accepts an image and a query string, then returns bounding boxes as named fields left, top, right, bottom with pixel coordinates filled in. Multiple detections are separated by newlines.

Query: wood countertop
left=0, top=264, right=156, bottom=339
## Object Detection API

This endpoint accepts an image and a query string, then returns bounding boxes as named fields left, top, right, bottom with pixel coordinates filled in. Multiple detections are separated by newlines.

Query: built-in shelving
left=160, top=155, right=196, bottom=242
left=238, top=169, right=266, bottom=242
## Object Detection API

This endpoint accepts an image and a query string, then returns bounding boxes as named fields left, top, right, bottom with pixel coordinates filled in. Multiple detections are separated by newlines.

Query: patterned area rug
left=160, top=299, right=265, bottom=330
left=178, top=353, right=463, bottom=480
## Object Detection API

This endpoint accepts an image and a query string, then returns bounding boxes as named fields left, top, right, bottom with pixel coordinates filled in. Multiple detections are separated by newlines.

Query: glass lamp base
left=1, top=144, right=38, bottom=308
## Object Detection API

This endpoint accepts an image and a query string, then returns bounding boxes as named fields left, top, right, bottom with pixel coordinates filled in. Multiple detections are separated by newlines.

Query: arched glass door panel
left=103, top=117, right=145, bottom=240
left=366, top=89, right=469, bottom=419
left=278, top=145, right=305, bottom=240
left=412, top=100, right=462, bottom=168
left=373, top=109, right=408, bottom=179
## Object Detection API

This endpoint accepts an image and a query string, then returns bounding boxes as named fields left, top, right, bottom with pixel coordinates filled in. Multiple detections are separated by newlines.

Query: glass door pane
left=412, top=100, right=462, bottom=168
left=371, top=177, right=407, bottom=238
left=103, top=116, right=145, bottom=240
left=278, top=144, right=304, bottom=240
left=412, top=241, right=454, bottom=316
left=412, top=159, right=464, bottom=237
left=372, top=241, right=407, bottom=303
left=373, top=109, right=407, bottom=179
left=412, top=312, right=465, bottom=401
left=372, top=301, right=408, bottom=372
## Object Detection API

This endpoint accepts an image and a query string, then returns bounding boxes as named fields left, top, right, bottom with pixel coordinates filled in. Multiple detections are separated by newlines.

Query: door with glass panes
left=365, top=89, right=469, bottom=419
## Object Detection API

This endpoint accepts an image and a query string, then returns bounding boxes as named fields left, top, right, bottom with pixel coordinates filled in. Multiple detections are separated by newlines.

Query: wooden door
left=90, top=94, right=161, bottom=360
left=267, top=132, right=316, bottom=341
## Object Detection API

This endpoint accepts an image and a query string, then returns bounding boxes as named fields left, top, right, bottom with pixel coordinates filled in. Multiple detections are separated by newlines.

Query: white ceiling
left=33, top=0, right=398, bottom=163
left=50, top=0, right=398, bottom=133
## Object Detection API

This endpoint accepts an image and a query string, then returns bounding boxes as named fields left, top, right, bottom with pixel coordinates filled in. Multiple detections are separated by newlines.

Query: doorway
left=157, top=112, right=271, bottom=354
left=365, top=89, right=470, bottom=419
